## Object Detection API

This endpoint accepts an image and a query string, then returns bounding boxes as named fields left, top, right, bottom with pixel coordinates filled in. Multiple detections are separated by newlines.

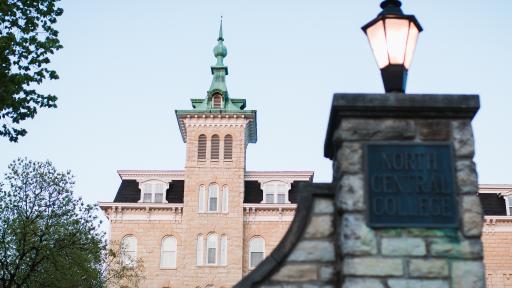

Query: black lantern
left=362, top=0, right=423, bottom=93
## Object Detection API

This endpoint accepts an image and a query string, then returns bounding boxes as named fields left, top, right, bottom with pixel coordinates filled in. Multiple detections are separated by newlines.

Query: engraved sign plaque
left=365, top=143, right=458, bottom=228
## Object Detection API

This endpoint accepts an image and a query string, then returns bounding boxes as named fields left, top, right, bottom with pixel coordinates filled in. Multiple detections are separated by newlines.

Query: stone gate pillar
left=325, top=93, right=484, bottom=288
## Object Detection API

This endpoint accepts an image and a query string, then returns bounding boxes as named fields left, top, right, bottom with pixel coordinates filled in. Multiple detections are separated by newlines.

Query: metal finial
left=218, top=16, right=224, bottom=41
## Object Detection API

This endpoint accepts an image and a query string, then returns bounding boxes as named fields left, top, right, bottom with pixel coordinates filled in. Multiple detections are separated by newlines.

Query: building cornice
left=478, top=184, right=512, bottom=196
left=117, top=170, right=185, bottom=180
left=244, top=171, right=314, bottom=182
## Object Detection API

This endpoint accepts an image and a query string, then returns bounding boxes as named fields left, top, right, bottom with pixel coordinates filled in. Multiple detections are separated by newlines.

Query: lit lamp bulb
left=362, top=0, right=423, bottom=93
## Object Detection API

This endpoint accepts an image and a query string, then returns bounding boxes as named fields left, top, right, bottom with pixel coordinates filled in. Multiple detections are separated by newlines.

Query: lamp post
left=362, top=0, right=422, bottom=93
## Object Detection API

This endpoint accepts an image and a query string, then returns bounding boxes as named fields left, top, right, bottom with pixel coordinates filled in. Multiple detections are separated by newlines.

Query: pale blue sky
left=1, top=0, right=511, bottom=207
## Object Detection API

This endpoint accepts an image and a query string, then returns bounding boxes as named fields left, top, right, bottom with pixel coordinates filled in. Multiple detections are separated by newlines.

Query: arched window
left=211, top=134, right=220, bottom=160
left=121, top=235, right=137, bottom=266
left=196, top=234, right=204, bottom=266
left=222, top=185, right=229, bottom=213
left=207, top=234, right=218, bottom=265
left=249, top=236, right=265, bottom=269
left=198, top=134, right=207, bottom=160
left=198, top=185, right=206, bottom=213
left=224, top=134, right=233, bottom=160
left=213, top=94, right=222, bottom=109
left=140, top=180, right=167, bottom=203
left=208, top=184, right=219, bottom=212
left=220, top=235, right=228, bottom=265
left=160, top=236, right=177, bottom=269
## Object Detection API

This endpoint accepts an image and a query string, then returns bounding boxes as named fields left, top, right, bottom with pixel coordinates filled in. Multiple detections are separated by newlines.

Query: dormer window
left=139, top=180, right=169, bottom=203
left=261, top=181, right=290, bottom=204
left=213, top=94, right=222, bottom=109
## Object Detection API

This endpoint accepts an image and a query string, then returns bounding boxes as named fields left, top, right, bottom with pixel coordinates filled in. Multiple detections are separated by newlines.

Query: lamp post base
left=381, top=65, right=408, bottom=93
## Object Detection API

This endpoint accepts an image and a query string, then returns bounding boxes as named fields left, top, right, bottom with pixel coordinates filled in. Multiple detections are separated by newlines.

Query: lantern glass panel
left=366, top=20, right=389, bottom=69
left=384, top=18, right=410, bottom=65
left=404, top=22, right=419, bottom=69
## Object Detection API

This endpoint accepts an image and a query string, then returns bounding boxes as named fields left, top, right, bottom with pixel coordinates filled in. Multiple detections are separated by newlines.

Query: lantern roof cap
left=362, top=0, right=423, bottom=32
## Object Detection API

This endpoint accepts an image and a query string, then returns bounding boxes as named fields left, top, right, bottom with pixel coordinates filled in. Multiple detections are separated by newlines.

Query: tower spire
left=208, top=17, right=229, bottom=98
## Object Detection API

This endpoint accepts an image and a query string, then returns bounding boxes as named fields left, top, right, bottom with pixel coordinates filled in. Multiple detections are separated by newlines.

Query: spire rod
left=218, top=16, right=224, bottom=41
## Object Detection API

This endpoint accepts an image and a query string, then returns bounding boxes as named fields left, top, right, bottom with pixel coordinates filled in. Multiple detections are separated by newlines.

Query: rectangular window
left=209, top=197, right=217, bottom=211
left=207, top=248, right=216, bottom=264
left=277, top=193, right=286, bottom=204
left=265, top=193, right=274, bottom=204
left=154, top=193, right=163, bottom=203
left=143, top=193, right=152, bottom=203
left=250, top=252, right=264, bottom=268
left=222, top=187, right=228, bottom=213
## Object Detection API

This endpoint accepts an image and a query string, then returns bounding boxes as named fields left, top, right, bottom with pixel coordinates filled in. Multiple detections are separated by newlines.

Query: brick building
left=99, top=23, right=312, bottom=287
left=479, top=184, right=512, bottom=287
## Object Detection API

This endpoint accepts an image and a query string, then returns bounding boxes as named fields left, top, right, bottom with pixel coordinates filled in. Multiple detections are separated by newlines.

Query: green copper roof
left=175, top=19, right=257, bottom=144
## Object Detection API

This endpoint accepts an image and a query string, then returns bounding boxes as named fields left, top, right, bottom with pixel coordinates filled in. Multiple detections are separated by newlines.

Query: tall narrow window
left=222, top=185, right=229, bottom=213
left=196, top=234, right=204, bottom=266
left=160, top=236, right=177, bottom=269
left=211, top=134, right=220, bottom=160
left=220, top=235, right=227, bottom=265
left=121, top=235, right=137, bottom=266
left=208, top=184, right=219, bottom=212
left=213, top=94, right=222, bottom=109
left=249, top=236, right=265, bottom=269
left=224, top=134, right=233, bottom=160
left=198, top=134, right=207, bottom=160
left=198, top=185, right=205, bottom=213
left=207, top=234, right=218, bottom=265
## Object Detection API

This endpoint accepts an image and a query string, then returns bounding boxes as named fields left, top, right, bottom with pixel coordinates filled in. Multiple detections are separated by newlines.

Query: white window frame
left=196, top=234, right=204, bottom=266
left=198, top=185, right=206, bottom=213
left=261, top=181, right=290, bottom=204
left=208, top=183, right=219, bottom=212
left=206, top=233, right=218, bottom=265
left=222, top=185, right=229, bottom=213
left=121, top=235, right=137, bottom=266
left=506, top=196, right=512, bottom=216
left=138, top=180, right=169, bottom=203
left=249, top=236, right=265, bottom=269
left=160, top=236, right=177, bottom=269
left=220, top=235, right=228, bottom=266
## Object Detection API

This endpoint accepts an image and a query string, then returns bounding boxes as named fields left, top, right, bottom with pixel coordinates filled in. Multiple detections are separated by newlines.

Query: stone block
left=305, top=215, right=334, bottom=239
left=287, top=240, right=335, bottom=262
left=338, top=142, right=362, bottom=174
left=343, top=257, right=403, bottom=276
left=319, top=265, right=335, bottom=281
left=417, top=119, right=451, bottom=141
left=381, top=238, right=426, bottom=256
left=409, top=259, right=449, bottom=278
left=313, top=198, right=335, bottom=214
left=335, top=118, right=416, bottom=141
left=456, top=159, right=478, bottom=194
left=387, top=279, right=449, bottom=288
left=337, top=174, right=365, bottom=211
left=271, top=264, right=318, bottom=282
left=452, top=120, right=475, bottom=158
left=342, top=277, right=384, bottom=288
left=461, top=195, right=483, bottom=237
left=341, top=214, right=377, bottom=255
left=429, top=238, right=483, bottom=259
left=404, top=228, right=457, bottom=238
left=451, top=261, right=485, bottom=288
